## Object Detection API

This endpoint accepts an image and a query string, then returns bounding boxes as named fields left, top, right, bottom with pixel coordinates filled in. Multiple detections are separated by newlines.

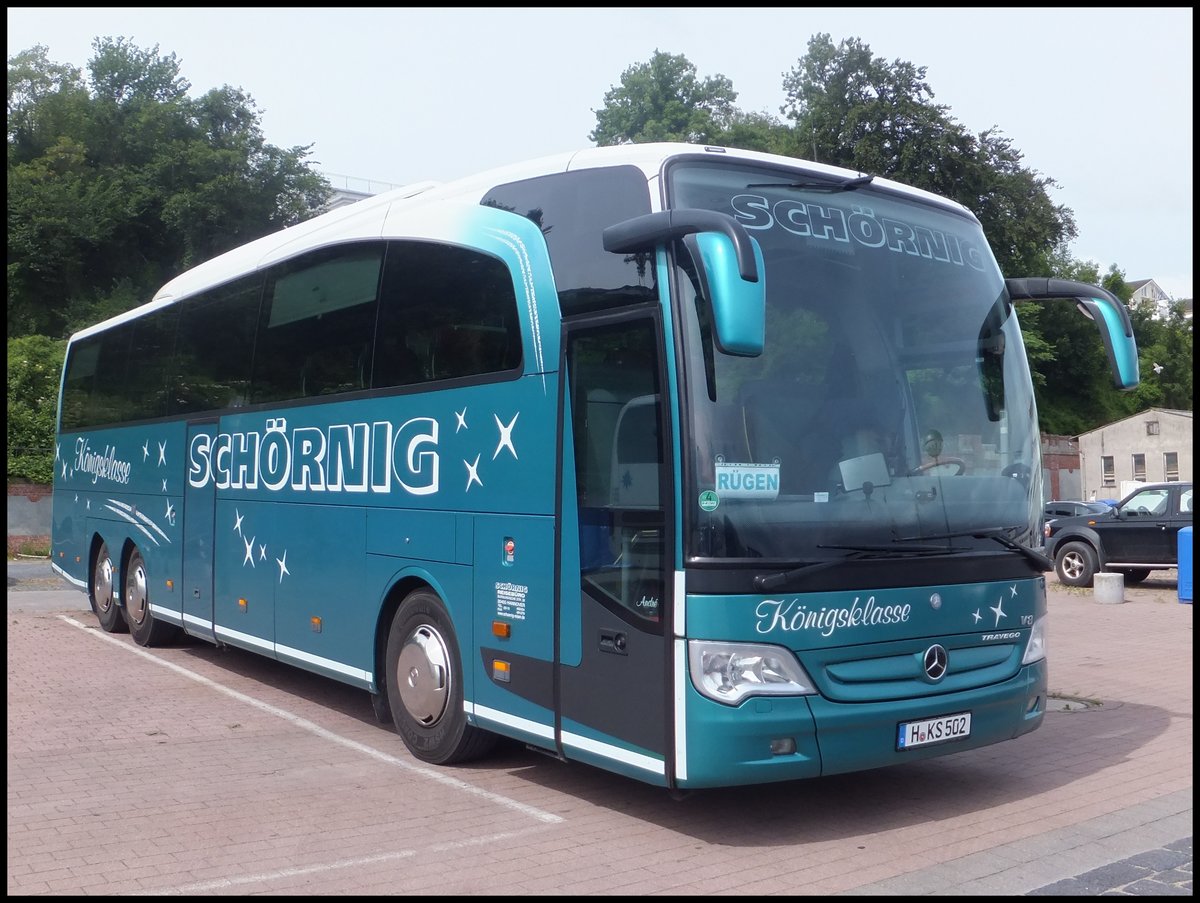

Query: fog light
left=769, top=737, right=796, bottom=756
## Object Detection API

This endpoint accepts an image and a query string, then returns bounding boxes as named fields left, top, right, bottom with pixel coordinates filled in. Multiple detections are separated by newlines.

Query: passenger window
left=251, top=243, right=383, bottom=404
left=172, top=275, right=261, bottom=414
left=373, top=241, right=522, bottom=389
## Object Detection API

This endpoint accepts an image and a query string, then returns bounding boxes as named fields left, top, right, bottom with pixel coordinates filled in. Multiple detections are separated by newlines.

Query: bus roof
left=71, top=143, right=974, bottom=343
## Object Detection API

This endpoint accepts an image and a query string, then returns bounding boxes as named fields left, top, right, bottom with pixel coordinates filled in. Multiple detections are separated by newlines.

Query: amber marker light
left=310, top=616, right=322, bottom=633
left=493, top=660, right=511, bottom=682
left=238, top=598, right=248, bottom=611
left=166, top=579, right=174, bottom=591
left=492, top=620, right=511, bottom=638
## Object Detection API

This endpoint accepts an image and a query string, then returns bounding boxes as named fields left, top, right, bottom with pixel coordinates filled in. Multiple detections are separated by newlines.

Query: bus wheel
left=124, top=548, right=178, bottom=647
left=90, top=541, right=128, bottom=633
left=385, top=589, right=497, bottom=765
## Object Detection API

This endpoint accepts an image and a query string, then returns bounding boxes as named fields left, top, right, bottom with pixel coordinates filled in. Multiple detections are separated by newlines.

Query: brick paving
left=7, top=566, right=1191, bottom=895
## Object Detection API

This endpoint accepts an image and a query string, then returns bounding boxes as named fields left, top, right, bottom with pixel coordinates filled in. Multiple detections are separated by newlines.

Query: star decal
left=55, top=443, right=61, bottom=462
left=465, top=454, right=482, bottom=491
left=1010, top=584, right=1018, bottom=597
left=259, top=543, right=267, bottom=562
left=276, top=550, right=290, bottom=583
left=455, top=407, right=468, bottom=433
left=157, top=441, right=167, bottom=466
left=233, top=509, right=244, bottom=535
left=243, top=535, right=256, bottom=567
left=61, top=461, right=68, bottom=479
left=165, top=501, right=176, bottom=526
left=143, top=441, right=150, bottom=461
left=493, top=412, right=519, bottom=460
left=990, top=596, right=1008, bottom=628
left=162, top=478, right=168, bottom=493
left=972, top=609, right=983, bottom=624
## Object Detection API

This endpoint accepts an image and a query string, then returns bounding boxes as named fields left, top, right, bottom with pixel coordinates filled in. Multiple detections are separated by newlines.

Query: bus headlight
left=1022, top=613, right=1048, bottom=665
left=688, top=640, right=816, bottom=705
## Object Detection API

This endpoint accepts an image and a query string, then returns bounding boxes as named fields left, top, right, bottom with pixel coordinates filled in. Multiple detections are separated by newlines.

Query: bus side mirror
left=603, top=209, right=765, bottom=357
left=1005, top=278, right=1140, bottom=390
left=683, top=231, right=765, bottom=357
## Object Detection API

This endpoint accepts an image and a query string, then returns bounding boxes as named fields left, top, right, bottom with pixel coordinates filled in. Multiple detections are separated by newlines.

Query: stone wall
left=7, top=482, right=51, bottom=557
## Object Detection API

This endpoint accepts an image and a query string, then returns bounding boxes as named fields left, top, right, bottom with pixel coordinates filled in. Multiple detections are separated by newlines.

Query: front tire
left=124, top=548, right=178, bottom=647
left=385, top=589, right=496, bottom=765
left=90, top=541, right=128, bottom=633
left=1055, top=541, right=1098, bottom=587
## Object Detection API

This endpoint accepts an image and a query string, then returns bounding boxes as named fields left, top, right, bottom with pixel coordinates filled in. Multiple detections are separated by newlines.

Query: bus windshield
left=669, top=160, right=1042, bottom=563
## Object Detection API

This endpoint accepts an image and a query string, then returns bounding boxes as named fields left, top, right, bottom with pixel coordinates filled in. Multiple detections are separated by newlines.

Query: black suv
left=1044, top=481, right=1193, bottom=586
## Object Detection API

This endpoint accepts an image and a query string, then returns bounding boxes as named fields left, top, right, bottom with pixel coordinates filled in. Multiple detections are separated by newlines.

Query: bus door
left=181, top=420, right=217, bottom=641
left=557, top=312, right=673, bottom=785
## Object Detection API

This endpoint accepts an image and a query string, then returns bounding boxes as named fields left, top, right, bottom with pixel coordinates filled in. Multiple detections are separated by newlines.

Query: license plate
left=897, top=712, right=972, bottom=750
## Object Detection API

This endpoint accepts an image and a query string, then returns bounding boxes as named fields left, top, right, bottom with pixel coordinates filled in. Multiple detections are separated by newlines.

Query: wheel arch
left=120, top=536, right=140, bottom=575
left=1051, top=526, right=1105, bottom=565
left=87, top=531, right=108, bottom=588
left=373, top=573, right=432, bottom=695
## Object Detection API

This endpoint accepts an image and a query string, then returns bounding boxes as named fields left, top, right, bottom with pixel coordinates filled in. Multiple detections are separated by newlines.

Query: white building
left=1076, top=408, right=1193, bottom=500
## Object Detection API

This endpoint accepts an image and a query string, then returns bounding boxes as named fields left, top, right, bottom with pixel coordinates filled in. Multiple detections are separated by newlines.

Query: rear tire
left=1116, top=568, right=1151, bottom=585
left=1055, top=541, right=1098, bottom=587
left=124, top=548, right=178, bottom=647
left=90, top=541, right=128, bottom=633
left=385, top=588, right=496, bottom=765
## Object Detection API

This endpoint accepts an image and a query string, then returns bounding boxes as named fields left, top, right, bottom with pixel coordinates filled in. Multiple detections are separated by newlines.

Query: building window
left=1165, top=452, right=1179, bottom=481
left=1132, top=453, right=1146, bottom=482
left=1146, top=420, right=1160, bottom=436
left=1101, top=456, right=1115, bottom=486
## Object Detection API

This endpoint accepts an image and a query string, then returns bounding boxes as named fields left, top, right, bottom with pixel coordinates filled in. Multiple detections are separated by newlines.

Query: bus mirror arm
left=603, top=210, right=759, bottom=283
left=1005, top=277, right=1140, bottom=391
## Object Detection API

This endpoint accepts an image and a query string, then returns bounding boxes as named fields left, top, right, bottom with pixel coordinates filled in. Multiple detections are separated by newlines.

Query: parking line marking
left=134, top=828, right=543, bottom=895
left=60, top=615, right=564, bottom=825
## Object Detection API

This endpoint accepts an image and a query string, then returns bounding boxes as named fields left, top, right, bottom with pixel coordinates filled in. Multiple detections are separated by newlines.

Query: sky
left=7, top=7, right=1194, bottom=299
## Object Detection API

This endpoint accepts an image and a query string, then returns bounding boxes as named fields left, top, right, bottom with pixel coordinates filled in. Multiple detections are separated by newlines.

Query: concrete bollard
left=1094, top=572, right=1124, bottom=604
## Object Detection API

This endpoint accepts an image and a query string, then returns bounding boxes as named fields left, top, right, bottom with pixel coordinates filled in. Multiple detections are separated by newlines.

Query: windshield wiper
left=746, top=174, right=874, bottom=192
left=754, top=542, right=961, bottom=592
left=898, top=526, right=1053, bottom=571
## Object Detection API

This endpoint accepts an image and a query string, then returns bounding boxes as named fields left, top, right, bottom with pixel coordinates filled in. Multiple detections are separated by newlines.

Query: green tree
left=590, top=50, right=741, bottom=146
left=590, top=40, right=1191, bottom=436
left=7, top=37, right=332, bottom=339
left=1123, top=303, right=1194, bottom=413
left=779, top=34, right=1075, bottom=279
left=7, top=335, right=65, bottom=484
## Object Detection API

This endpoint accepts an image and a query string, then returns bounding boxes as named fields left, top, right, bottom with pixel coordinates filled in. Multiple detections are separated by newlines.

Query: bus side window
left=251, top=243, right=383, bottom=404
left=431, top=325, right=510, bottom=381
left=171, top=275, right=260, bottom=415
left=374, top=240, right=522, bottom=390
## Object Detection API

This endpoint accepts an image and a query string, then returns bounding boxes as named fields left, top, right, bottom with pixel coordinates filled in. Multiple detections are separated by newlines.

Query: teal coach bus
left=51, top=144, right=1139, bottom=790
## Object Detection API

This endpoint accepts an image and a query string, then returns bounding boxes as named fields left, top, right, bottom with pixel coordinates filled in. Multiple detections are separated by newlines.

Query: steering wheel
left=911, top=457, right=966, bottom=476
left=1000, top=462, right=1032, bottom=482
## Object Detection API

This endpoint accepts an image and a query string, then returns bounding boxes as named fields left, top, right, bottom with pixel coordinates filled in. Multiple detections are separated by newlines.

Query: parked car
left=1043, top=499, right=1113, bottom=521
left=1044, top=481, right=1193, bottom=587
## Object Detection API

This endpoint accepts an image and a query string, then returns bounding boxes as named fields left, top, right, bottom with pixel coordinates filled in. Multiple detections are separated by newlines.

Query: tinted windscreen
left=668, top=160, right=1042, bottom=562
